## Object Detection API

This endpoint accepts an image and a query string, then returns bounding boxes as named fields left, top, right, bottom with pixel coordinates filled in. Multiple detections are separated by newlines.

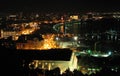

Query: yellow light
left=16, top=34, right=60, bottom=50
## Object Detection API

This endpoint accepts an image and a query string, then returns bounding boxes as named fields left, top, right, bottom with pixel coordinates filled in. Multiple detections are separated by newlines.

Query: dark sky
left=0, top=0, right=120, bottom=12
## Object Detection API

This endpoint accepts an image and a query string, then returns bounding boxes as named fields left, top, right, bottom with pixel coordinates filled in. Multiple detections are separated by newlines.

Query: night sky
left=0, top=0, right=120, bottom=12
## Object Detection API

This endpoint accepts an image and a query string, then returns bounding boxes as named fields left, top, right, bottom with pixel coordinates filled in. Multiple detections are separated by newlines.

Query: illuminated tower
left=60, top=16, right=65, bottom=34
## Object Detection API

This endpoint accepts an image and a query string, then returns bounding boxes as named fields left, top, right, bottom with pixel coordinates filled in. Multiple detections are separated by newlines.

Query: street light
left=73, top=36, right=78, bottom=41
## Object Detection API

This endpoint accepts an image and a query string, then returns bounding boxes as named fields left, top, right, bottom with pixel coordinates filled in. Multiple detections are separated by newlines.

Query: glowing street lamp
left=73, top=36, right=78, bottom=41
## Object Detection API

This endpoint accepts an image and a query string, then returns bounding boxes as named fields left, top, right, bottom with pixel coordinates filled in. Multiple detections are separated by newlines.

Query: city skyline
left=0, top=1, right=120, bottom=76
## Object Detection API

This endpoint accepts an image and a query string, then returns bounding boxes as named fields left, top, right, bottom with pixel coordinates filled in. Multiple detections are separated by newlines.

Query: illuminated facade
left=27, top=49, right=78, bottom=74
left=0, top=30, right=18, bottom=40
left=70, top=15, right=79, bottom=20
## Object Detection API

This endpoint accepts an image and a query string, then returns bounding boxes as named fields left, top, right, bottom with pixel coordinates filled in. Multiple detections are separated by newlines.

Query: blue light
left=108, top=51, right=112, bottom=55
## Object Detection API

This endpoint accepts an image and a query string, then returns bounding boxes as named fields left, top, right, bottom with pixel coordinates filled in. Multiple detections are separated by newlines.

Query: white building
left=20, top=49, right=78, bottom=74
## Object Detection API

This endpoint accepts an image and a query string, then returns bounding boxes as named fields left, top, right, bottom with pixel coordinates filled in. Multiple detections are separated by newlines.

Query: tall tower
left=61, top=16, right=66, bottom=34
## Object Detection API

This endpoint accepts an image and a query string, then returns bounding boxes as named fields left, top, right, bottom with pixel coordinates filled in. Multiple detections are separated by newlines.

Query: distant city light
left=73, top=36, right=78, bottom=41
left=108, top=51, right=112, bottom=55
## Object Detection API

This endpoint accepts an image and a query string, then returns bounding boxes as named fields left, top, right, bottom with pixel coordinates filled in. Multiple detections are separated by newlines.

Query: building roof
left=17, top=48, right=73, bottom=61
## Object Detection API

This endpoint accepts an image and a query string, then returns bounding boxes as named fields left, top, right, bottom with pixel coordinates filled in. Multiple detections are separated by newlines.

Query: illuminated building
left=19, top=49, right=78, bottom=74
left=70, top=15, right=79, bottom=20
left=0, top=30, right=17, bottom=40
